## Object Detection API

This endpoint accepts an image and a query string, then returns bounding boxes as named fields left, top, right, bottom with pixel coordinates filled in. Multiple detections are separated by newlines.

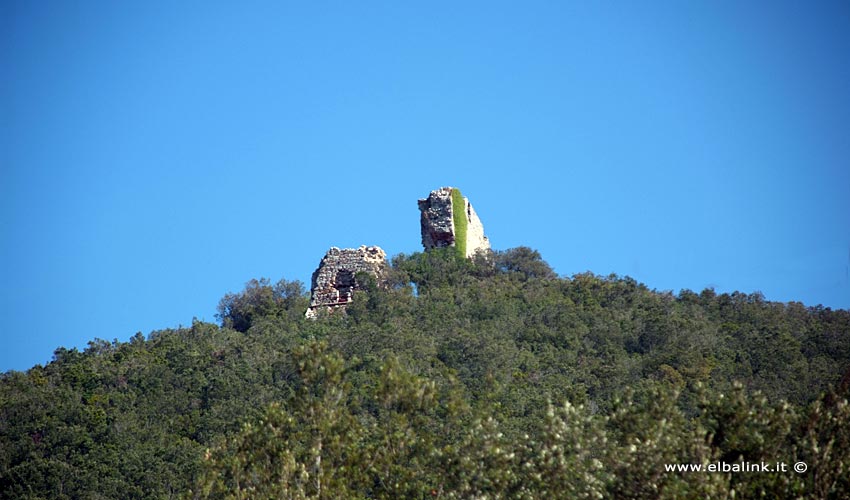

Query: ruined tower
left=305, top=245, right=387, bottom=318
left=418, top=186, right=490, bottom=258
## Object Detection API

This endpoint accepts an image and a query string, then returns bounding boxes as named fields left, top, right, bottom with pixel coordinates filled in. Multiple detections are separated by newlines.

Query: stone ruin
left=419, top=186, right=490, bottom=258
left=305, top=245, right=387, bottom=318
left=305, top=187, right=489, bottom=317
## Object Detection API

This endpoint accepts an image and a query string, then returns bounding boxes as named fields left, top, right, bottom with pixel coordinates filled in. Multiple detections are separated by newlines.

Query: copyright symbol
left=794, top=462, right=807, bottom=473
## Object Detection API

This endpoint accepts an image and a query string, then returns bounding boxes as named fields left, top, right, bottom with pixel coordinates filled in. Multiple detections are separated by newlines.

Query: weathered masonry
left=418, top=186, right=490, bottom=258
left=305, top=246, right=387, bottom=318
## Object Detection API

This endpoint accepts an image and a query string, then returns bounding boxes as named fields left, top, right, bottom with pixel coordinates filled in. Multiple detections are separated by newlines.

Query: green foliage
left=495, top=246, right=557, bottom=280
left=392, top=248, right=475, bottom=294
left=216, top=278, right=307, bottom=332
left=2, top=247, right=849, bottom=498
left=192, top=342, right=470, bottom=499
left=193, top=342, right=364, bottom=499
left=192, top=346, right=850, bottom=499
left=450, top=187, right=468, bottom=258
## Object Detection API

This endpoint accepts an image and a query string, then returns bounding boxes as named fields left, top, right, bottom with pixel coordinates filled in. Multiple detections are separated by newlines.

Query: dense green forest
left=1, top=247, right=849, bottom=498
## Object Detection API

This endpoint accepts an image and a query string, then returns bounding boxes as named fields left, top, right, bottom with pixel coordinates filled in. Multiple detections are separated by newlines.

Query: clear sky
left=2, top=1, right=849, bottom=372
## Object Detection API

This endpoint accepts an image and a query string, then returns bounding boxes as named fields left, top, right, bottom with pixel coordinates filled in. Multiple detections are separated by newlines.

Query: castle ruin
left=305, top=187, right=489, bottom=317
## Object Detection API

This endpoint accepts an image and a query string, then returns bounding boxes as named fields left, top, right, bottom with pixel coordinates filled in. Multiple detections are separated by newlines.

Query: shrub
left=451, top=187, right=468, bottom=258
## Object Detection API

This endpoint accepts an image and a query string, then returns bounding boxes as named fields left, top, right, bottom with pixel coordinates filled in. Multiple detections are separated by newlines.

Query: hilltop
left=1, top=187, right=849, bottom=498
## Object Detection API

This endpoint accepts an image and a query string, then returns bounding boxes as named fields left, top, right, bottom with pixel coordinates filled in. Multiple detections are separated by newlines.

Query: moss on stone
left=451, top=188, right=468, bottom=258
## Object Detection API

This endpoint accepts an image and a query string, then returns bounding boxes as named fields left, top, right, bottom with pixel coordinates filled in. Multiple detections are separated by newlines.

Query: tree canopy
left=1, top=248, right=848, bottom=498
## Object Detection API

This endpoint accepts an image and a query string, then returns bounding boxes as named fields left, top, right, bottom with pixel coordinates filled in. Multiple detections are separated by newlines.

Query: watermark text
left=664, top=461, right=807, bottom=473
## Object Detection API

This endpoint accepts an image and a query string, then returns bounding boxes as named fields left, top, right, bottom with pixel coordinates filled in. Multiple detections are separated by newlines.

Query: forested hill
left=2, top=247, right=849, bottom=499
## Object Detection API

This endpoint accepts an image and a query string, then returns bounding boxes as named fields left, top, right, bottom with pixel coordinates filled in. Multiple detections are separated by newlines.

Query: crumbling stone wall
left=419, top=186, right=490, bottom=258
left=306, top=245, right=387, bottom=318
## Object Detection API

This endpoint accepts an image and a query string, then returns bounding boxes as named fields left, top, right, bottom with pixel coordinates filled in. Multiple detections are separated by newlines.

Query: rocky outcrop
left=418, top=187, right=490, bottom=258
left=305, top=245, right=387, bottom=318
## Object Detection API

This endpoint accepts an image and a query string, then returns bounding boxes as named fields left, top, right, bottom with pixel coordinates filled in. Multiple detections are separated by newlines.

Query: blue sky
left=2, top=1, right=849, bottom=372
